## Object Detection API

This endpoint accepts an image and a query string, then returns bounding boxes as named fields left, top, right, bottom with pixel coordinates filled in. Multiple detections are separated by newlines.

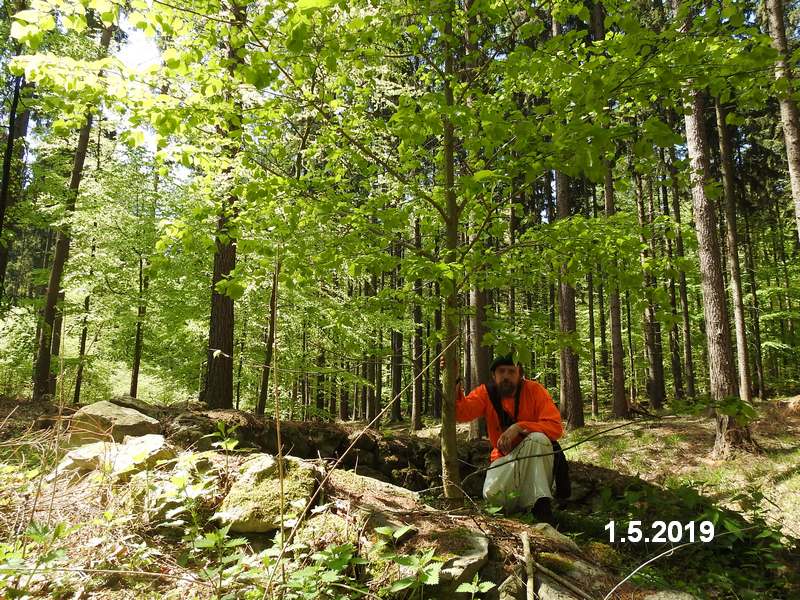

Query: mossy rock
left=214, top=454, right=319, bottom=533
left=294, top=511, right=357, bottom=552
left=583, top=541, right=622, bottom=570
left=538, top=552, right=575, bottom=576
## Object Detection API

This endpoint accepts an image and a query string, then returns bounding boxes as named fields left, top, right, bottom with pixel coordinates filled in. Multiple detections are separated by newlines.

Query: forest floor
left=0, top=395, right=798, bottom=598
left=560, top=397, right=800, bottom=542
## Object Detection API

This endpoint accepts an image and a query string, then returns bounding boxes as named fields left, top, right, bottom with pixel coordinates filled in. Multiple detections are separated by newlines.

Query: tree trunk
left=391, top=239, right=403, bottom=421
left=683, top=89, right=753, bottom=457
left=659, top=157, right=684, bottom=401
left=715, top=101, right=752, bottom=403
left=130, top=255, right=149, bottom=398
left=634, top=172, right=665, bottom=410
left=433, top=282, right=443, bottom=419
left=48, top=291, right=65, bottom=397
left=743, top=212, right=765, bottom=398
left=339, top=361, right=349, bottom=421
left=556, top=170, right=583, bottom=428
left=202, top=8, right=246, bottom=409
left=588, top=268, right=598, bottom=417
left=412, top=219, right=424, bottom=430
left=0, top=75, right=31, bottom=298
left=440, top=0, right=463, bottom=498
left=73, top=234, right=96, bottom=405
left=605, top=165, right=628, bottom=418
left=32, top=27, right=113, bottom=401
left=0, top=75, right=22, bottom=247
left=626, top=290, right=637, bottom=404
left=668, top=144, right=697, bottom=399
left=766, top=0, right=800, bottom=243
left=256, top=266, right=280, bottom=416
left=316, top=350, right=325, bottom=419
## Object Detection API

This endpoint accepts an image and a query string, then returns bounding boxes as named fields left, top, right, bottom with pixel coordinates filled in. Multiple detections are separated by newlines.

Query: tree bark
left=743, top=212, right=765, bottom=398
left=391, top=239, right=403, bottom=421
left=440, top=0, right=463, bottom=498
left=202, top=6, right=246, bottom=409
left=766, top=0, right=800, bottom=243
left=48, top=291, right=65, bottom=396
left=668, top=143, right=697, bottom=399
left=316, top=349, right=326, bottom=419
left=0, top=75, right=31, bottom=298
left=256, top=265, right=280, bottom=416
left=715, top=101, right=752, bottom=403
left=32, top=27, right=113, bottom=400
left=412, top=218, right=424, bottom=430
left=605, top=165, right=628, bottom=418
left=634, top=172, right=665, bottom=410
left=683, top=89, right=752, bottom=457
left=659, top=156, right=684, bottom=402
left=130, top=255, right=149, bottom=397
left=555, top=170, right=583, bottom=428
left=588, top=269, right=598, bottom=417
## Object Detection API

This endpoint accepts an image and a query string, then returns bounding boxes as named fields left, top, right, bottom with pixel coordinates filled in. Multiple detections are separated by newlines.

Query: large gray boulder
left=107, top=394, right=165, bottom=420
left=48, top=434, right=175, bottom=482
left=70, top=401, right=160, bottom=443
left=438, top=529, right=490, bottom=591
left=214, top=454, right=319, bottom=533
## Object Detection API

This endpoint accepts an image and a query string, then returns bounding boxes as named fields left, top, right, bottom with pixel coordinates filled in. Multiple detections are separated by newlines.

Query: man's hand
left=497, top=423, right=524, bottom=455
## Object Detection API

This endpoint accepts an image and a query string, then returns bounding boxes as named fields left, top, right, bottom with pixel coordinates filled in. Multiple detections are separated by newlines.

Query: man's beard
left=498, top=380, right=518, bottom=397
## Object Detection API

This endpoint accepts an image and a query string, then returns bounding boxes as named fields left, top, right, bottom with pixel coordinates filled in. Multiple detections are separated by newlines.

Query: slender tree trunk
left=130, top=256, right=149, bottom=397
left=669, top=145, right=697, bottom=399
left=588, top=268, right=598, bottom=417
left=0, top=75, right=22, bottom=248
left=660, top=159, right=684, bottom=401
left=683, top=89, right=753, bottom=456
left=744, top=212, right=765, bottom=398
left=32, top=27, right=113, bottom=400
left=339, top=361, right=349, bottom=421
left=715, top=101, right=752, bottom=403
left=440, top=0, right=462, bottom=497
left=391, top=240, right=403, bottom=421
left=766, top=0, right=800, bottom=243
left=0, top=76, right=31, bottom=298
left=316, top=350, right=325, bottom=419
left=433, top=282, right=442, bottom=419
left=256, top=266, right=280, bottom=416
left=73, top=234, right=96, bottom=405
left=469, top=287, right=490, bottom=387
left=412, top=218, right=424, bottom=430
left=73, top=294, right=91, bottom=405
left=375, top=331, right=383, bottom=424
left=634, top=172, right=665, bottom=410
left=626, top=290, right=637, bottom=404
left=605, top=165, right=628, bottom=417
left=48, top=291, right=65, bottom=397
left=556, top=171, right=583, bottom=428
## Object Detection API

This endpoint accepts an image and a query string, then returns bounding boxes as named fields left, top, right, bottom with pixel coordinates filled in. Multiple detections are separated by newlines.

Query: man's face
left=493, top=365, right=520, bottom=396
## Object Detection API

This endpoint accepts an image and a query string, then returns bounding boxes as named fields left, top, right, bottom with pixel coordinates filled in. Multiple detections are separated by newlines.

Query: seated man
left=455, top=355, right=564, bottom=522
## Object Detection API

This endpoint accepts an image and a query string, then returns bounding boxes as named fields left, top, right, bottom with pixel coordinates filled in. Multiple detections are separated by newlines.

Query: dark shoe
left=532, top=497, right=554, bottom=525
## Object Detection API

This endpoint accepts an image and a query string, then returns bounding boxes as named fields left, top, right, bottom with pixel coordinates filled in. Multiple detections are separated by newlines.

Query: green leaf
left=297, top=0, right=336, bottom=10
left=472, top=169, right=497, bottom=182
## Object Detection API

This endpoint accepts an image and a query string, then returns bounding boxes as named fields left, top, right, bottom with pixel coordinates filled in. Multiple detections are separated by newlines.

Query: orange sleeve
left=455, top=384, right=488, bottom=423
left=517, top=384, right=563, bottom=441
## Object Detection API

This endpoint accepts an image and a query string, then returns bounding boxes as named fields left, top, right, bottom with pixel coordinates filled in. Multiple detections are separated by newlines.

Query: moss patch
left=216, top=455, right=317, bottom=533
left=537, top=552, right=574, bottom=576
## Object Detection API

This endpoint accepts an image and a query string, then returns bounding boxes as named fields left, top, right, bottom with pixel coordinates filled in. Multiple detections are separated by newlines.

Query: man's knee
left=524, top=432, right=551, bottom=445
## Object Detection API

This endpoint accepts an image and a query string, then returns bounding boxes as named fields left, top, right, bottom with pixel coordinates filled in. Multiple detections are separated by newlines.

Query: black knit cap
left=489, top=354, right=516, bottom=372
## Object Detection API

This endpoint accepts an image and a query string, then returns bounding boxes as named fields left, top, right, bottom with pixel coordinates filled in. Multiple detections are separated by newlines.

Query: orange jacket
left=456, top=379, right=564, bottom=462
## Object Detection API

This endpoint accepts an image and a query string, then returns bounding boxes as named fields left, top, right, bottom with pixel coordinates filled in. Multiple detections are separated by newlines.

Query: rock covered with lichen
left=213, top=453, right=320, bottom=533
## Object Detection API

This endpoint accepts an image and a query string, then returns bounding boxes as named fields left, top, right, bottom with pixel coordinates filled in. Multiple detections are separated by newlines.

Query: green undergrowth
left=555, top=402, right=800, bottom=598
